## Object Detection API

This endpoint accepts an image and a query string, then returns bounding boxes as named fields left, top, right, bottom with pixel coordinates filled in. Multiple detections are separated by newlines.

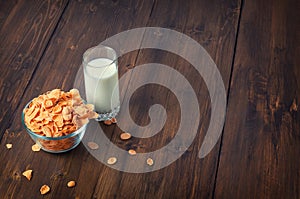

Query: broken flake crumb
left=128, top=149, right=136, bottom=155
left=120, top=132, right=131, bottom=140
left=87, top=142, right=99, bottom=150
left=40, top=185, right=50, bottom=195
left=31, top=143, right=41, bottom=152
left=104, top=120, right=112, bottom=125
left=146, top=158, right=154, bottom=166
left=107, top=157, right=117, bottom=165
left=67, top=180, right=76, bottom=188
left=22, top=169, right=33, bottom=181
left=6, top=143, right=12, bottom=149
left=111, top=117, right=117, bottom=123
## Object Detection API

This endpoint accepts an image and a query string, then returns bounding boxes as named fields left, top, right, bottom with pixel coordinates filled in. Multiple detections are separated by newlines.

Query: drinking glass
left=83, top=45, right=120, bottom=121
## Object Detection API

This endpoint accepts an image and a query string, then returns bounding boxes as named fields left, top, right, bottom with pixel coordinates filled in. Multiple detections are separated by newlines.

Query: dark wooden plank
left=0, top=0, right=17, bottom=28
left=0, top=0, right=242, bottom=199
left=0, top=0, right=69, bottom=138
left=0, top=0, right=155, bottom=198
left=95, top=0, right=242, bottom=198
left=215, top=0, right=300, bottom=198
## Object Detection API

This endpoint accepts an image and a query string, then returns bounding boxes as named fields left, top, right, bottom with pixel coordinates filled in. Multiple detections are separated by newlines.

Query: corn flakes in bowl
left=21, top=89, right=98, bottom=153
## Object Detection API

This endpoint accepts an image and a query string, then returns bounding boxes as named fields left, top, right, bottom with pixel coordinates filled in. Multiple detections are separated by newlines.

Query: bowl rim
left=22, top=100, right=88, bottom=141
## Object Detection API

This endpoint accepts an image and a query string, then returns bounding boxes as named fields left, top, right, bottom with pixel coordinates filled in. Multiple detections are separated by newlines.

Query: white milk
left=84, top=58, right=120, bottom=113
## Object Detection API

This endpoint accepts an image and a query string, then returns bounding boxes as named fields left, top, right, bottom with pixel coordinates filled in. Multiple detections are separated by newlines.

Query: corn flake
left=107, top=157, right=117, bottom=165
left=6, top=143, right=12, bottom=149
left=128, top=149, right=136, bottom=155
left=22, top=169, right=33, bottom=181
left=24, top=89, right=98, bottom=139
left=146, top=158, right=154, bottom=166
left=40, top=185, right=50, bottom=195
left=67, top=180, right=76, bottom=188
left=32, top=143, right=41, bottom=152
left=120, top=132, right=131, bottom=140
left=87, top=142, right=99, bottom=150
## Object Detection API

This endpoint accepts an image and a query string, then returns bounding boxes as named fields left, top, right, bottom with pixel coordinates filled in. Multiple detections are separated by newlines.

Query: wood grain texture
left=3, top=0, right=298, bottom=198
left=0, top=0, right=242, bottom=198
left=0, top=0, right=69, bottom=138
left=0, top=0, right=17, bottom=28
left=0, top=0, right=155, bottom=198
left=110, top=0, right=241, bottom=198
left=215, top=0, right=300, bottom=198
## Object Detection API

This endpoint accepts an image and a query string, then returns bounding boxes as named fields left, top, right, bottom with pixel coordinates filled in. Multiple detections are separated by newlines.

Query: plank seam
left=211, top=0, right=245, bottom=198
left=149, top=0, right=156, bottom=18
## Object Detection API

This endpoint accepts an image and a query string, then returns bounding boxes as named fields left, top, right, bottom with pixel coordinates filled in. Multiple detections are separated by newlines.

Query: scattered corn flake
left=67, top=180, right=76, bottom=188
left=146, top=158, right=154, bottom=166
left=111, top=117, right=117, bottom=123
left=107, top=157, right=117, bottom=165
left=120, top=132, right=131, bottom=140
left=40, top=185, right=50, bottom=195
left=32, top=143, right=41, bottom=152
left=103, top=120, right=112, bottom=125
left=87, top=142, right=99, bottom=150
left=22, top=169, right=33, bottom=181
left=128, top=149, right=136, bottom=155
left=6, top=143, right=12, bottom=149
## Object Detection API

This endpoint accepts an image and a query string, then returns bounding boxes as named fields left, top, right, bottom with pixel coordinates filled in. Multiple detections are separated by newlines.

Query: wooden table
left=0, top=0, right=299, bottom=198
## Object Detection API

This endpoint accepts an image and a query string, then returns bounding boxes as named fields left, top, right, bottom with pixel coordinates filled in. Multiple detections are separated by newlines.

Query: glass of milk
left=83, top=45, right=120, bottom=121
